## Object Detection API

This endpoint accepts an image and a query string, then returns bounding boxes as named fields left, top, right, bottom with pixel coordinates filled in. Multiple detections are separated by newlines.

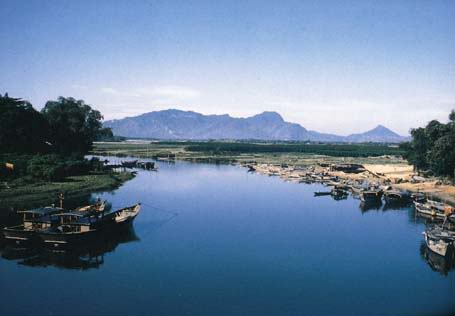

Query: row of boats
left=311, top=177, right=455, bottom=259
left=2, top=199, right=141, bottom=250
left=416, top=198, right=455, bottom=258
left=248, top=163, right=455, bottom=259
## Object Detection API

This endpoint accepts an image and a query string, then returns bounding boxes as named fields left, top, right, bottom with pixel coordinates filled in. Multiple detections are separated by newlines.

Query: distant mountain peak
left=366, top=124, right=400, bottom=136
left=251, top=111, right=284, bottom=123
left=104, top=109, right=409, bottom=143
left=346, top=124, right=407, bottom=142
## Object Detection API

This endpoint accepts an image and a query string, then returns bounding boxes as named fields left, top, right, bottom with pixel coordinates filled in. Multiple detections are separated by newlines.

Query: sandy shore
left=249, top=162, right=455, bottom=205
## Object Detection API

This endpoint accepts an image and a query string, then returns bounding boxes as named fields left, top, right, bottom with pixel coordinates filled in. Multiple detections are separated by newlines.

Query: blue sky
left=1, top=0, right=454, bottom=135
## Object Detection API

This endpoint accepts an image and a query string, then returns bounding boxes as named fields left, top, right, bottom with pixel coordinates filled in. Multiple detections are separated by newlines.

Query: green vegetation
left=400, top=110, right=455, bottom=178
left=42, top=97, right=111, bottom=154
left=0, top=172, right=134, bottom=207
left=0, top=94, right=114, bottom=156
left=184, top=142, right=404, bottom=157
left=93, top=141, right=406, bottom=167
left=0, top=94, right=133, bottom=206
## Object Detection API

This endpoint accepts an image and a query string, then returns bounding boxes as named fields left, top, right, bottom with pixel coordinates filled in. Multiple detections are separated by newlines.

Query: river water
left=1, top=158, right=454, bottom=315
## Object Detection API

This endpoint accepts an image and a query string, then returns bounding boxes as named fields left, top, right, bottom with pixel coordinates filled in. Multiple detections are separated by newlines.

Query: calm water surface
left=1, top=159, right=454, bottom=316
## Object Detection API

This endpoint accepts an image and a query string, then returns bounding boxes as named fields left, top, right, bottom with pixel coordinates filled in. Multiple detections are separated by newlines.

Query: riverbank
left=93, top=141, right=455, bottom=205
left=249, top=162, right=455, bottom=205
left=0, top=171, right=135, bottom=208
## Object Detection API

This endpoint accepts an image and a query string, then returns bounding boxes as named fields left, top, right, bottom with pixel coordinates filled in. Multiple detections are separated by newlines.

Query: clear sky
left=1, top=0, right=454, bottom=135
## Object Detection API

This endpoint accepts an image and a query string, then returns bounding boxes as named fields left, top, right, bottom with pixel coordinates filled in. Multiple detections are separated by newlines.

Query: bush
left=26, top=155, right=66, bottom=181
left=64, top=160, right=91, bottom=176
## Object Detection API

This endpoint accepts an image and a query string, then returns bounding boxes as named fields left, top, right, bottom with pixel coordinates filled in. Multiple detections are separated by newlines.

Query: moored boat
left=314, top=191, right=332, bottom=196
left=383, top=190, right=411, bottom=204
left=423, top=227, right=455, bottom=257
left=360, top=189, right=383, bottom=203
left=3, top=206, right=63, bottom=245
left=38, top=204, right=141, bottom=249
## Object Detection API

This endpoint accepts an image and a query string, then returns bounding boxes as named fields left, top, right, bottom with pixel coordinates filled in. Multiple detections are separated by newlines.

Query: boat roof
left=54, top=212, right=86, bottom=217
left=18, top=207, right=63, bottom=215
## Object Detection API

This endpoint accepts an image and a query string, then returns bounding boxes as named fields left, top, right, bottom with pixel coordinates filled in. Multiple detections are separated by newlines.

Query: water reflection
left=1, top=229, right=139, bottom=270
left=420, top=243, right=455, bottom=276
left=359, top=200, right=383, bottom=212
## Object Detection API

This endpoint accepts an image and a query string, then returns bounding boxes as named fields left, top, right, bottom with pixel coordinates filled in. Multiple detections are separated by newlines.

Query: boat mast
left=59, top=193, right=64, bottom=209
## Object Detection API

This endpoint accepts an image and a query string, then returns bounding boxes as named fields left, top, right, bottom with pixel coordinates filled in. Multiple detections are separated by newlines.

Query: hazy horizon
left=1, top=0, right=454, bottom=135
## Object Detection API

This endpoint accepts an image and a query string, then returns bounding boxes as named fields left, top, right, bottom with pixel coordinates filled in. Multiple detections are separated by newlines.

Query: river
left=0, top=158, right=454, bottom=315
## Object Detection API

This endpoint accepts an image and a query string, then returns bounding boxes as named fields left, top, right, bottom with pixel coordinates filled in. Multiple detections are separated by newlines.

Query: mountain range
left=104, top=109, right=409, bottom=143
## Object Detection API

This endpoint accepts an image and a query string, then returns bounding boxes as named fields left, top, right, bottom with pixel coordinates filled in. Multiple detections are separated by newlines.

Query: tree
left=95, top=127, right=114, bottom=141
left=402, top=109, right=455, bottom=178
left=409, top=127, right=430, bottom=171
left=41, top=97, right=104, bottom=155
left=427, top=134, right=455, bottom=177
left=0, top=93, right=49, bottom=153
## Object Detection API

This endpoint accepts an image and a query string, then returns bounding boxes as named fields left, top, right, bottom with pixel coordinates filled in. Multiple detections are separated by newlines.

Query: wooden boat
left=75, top=200, right=106, bottom=212
left=314, top=191, right=332, bottom=196
left=350, top=185, right=365, bottom=198
left=383, top=190, right=411, bottom=204
left=38, top=204, right=141, bottom=249
left=414, top=201, right=445, bottom=218
left=423, top=227, right=455, bottom=257
left=246, top=165, right=256, bottom=172
left=411, top=192, right=426, bottom=203
left=331, top=188, right=348, bottom=198
left=137, top=161, right=156, bottom=170
left=448, top=213, right=455, bottom=224
left=420, top=243, right=455, bottom=275
left=413, top=200, right=453, bottom=219
left=3, top=206, right=63, bottom=244
left=121, top=160, right=138, bottom=168
left=360, top=189, right=383, bottom=203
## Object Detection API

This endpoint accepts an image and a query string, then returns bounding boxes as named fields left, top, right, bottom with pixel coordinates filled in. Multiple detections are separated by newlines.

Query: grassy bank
left=93, top=141, right=406, bottom=166
left=0, top=171, right=134, bottom=207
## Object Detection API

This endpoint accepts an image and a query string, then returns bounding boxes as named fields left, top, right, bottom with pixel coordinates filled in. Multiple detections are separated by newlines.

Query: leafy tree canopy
left=400, top=109, right=455, bottom=178
left=0, top=93, right=49, bottom=153
left=41, top=97, right=104, bottom=155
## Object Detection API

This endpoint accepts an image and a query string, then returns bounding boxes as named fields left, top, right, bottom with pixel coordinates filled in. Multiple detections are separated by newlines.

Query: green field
left=93, top=141, right=406, bottom=166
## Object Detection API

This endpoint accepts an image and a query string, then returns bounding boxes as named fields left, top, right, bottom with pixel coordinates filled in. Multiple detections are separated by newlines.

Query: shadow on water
left=1, top=228, right=139, bottom=270
left=359, top=200, right=383, bottom=212
left=420, top=242, right=455, bottom=276
left=0, top=191, right=141, bottom=270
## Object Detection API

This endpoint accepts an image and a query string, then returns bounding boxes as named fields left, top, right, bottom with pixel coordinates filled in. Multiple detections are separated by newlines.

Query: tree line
left=184, top=141, right=405, bottom=157
left=400, top=110, right=455, bottom=178
left=0, top=93, right=113, bottom=155
left=0, top=93, right=112, bottom=181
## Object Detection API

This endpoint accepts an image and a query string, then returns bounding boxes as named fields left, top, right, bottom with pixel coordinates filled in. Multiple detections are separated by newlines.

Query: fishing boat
left=314, top=191, right=332, bottom=196
left=121, top=160, right=138, bottom=168
left=448, top=213, right=455, bottom=224
left=360, top=189, right=383, bottom=203
left=38, top=204, right=141, bottom=249
left=423, top=226, right=455, bottom=257
left=414, top=200, right=454, bottom=219
left=383, top=190, right=411, bottom=204
left=331, top=188, right=348, bottom=198
left=75, top=199, right=106, bottom=212
left=414, top=201, right=445, bottom=218
left=3, top=206, right=63, bottom=244
left=411, top=192, right=426, bottom=203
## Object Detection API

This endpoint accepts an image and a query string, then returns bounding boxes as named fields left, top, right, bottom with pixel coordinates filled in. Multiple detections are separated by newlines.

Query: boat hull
left=424, top=232, right=453, bottom=257
left=3, top=226, right=40, bottom=246
left=39, top=204, right=140, bottom=250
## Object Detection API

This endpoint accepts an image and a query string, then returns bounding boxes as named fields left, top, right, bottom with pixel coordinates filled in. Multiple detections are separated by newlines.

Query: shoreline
left=246, top=162, right=455, bottom=206
left=92, top=142, right=455, bottom=206
left=0, top=171, right=135, bottom=209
